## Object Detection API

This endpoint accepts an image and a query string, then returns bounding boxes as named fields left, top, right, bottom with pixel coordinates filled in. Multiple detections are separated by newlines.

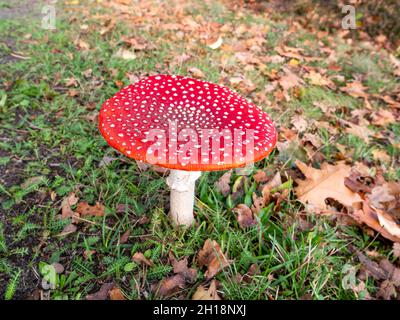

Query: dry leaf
left=393, top=243, right=400, bottom=258
left=192, top=280, right=221, bottom=300
left=171, top=255, right=197, bottom=283
left=58, top=223, right=77, bottom=236
left=86, top=282, right=114, bottom=300
left=233, top=203, right=256, bottom=228
left=295, top=160, right=362, bottom=213
left=132, top=252, right=154, bottom=267
left=371, top=109, right=396, bottom=127
left=76, top=202, right=105, bottom=217
left=305, top=71, right=333, bottom=87
left=214, top=171, right=232, bottom=196
left=188, top=67, right=205, bottom=78
left=157, top=274, right=186, bottom=297
left=351, top=201, right=400, bottom=242
left=198, top=239, right=231, bottom=280
left=120, top=230, right=130, bottom=244
left=61, top=193, right=78, bottom=219
left=279, top=69, right=303, bottom=92
left=109, top=287, right=126, bottom=300
left=340, top=81, right=368, bottom=99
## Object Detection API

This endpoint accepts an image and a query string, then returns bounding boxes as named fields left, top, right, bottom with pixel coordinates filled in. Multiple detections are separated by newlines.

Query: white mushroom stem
left=166, top=170, right=201, bottom=226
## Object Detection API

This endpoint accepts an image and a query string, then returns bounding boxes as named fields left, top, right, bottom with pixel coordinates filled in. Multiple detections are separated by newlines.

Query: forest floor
left=0, top=0, right=399, bottom=300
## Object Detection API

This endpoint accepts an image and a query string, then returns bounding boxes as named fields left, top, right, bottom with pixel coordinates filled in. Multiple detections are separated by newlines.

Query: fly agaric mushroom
left=99, top=75, right=277, bottom=226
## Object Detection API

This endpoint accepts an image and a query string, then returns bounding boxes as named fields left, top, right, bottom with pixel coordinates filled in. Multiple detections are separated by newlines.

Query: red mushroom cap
left=99, top=75, right=277, bottom=171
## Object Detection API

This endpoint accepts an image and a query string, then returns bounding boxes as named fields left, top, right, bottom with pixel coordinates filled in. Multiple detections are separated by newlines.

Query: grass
left=0, top=0, right=399, bottom=300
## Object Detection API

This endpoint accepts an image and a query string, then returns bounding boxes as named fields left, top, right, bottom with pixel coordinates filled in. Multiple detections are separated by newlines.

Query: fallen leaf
left=345, top=124, right=373, bottom=144
left=371, top=109, right=396, bottom=127
left=295, top=160, right=362, bottom=213
left=58, top=223, right=77, bottom=236
left=132, top=252, right=154, bottom=267
left=170, top=255, right=197, bottom=283
left=157, top=274, right=186, bottom=297
left=86, top=282, right=114, bottom=300
left=214, top=171, right=232, bottom=196
left=192, top=280, right=221, bottom=300
left=61, top=193, right=79, bottom=219
left=233, top=203, right=256, bottom=228
left=109, top=287, right=126, bottom=300
left=120, top=230, right=130, bottom=244
left=279, top=69, right=303, bottom=92
left=351, top=201, right=400, bottom=242
left=393, top=243, right=400, bottom=258
left=76, top=202, right=105, bottom=217
left=305, top=70, right=333, bottom=87
left=188, top=67, right=205, bottom=78
left=198, top=239, right=231, bottom=280
left=340, top=81, right=368, bottom=99
left=369, top=185, right=396, bottom=209
left=290, top=114, right=308, bottom=133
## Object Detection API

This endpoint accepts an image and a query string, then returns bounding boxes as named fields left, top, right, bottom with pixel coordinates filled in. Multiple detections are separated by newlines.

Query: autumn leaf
left=233, top=203, right=256, bottom=228
left=170, top=253, right=197, bottom=283
left=350, top=201, right=400, bottom=242
left=295, top=160, right=362, bottom=213
left=192, top=280, right=221, bottom=300
left=157, top=274, right=186, bottom=297
left=132, top=252, right=154, bottom=267
left=86, top=282, right=115, bottom=300
left=188, top=67, right=205, bottom=78
left=198, top=239, right=231, bottom=280
left=76, top=202, right=105, bottom=217
left=61, top=193, right=78, bottom=219
left=214, top=170, right=232, bottom=196
left=340, top=81, right=368, bottom=99
left=109, top=287, right=126, bottom=300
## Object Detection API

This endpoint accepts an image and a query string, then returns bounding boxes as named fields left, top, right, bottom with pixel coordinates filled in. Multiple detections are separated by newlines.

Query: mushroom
left=99, top=75, right=277, bottom=226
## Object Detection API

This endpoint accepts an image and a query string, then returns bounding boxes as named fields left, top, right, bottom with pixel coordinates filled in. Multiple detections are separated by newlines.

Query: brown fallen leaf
left=393, top=243, right=400, bottom=258
left=198, top=239, right=231, bottom=280
left=305, top=70, right=333, bottom=87
left=61, top=193, right=78, bottom=219
left=233, top=204, right=257, bottom=228
left=188, top=67, right=205, bottom=78
left=76, top=202, right=105, bottom=217
left=371, top=109, right=396, bottom=127
left=279, top=69, right=303, bottom=92
left=192, top=280, right=221, bottom=300
left=132, top=252, right=154, bottom=267
left=157, top=274, right=186, bottom=297
left=340, top=81, right=368, bottom=99
left=119, top=229, right=130, bottom=244
left=214, top=170, right=232, bottom=197
left=170, top=254, right=197, bottom=283
left=109, top=287, right=126, bottom=300
left=295, top=160, right=362, bottom=213
left=351, top=201, right=400, bottom=242
left=345, top=124, right=373, bottom=144
left=86, top=282, right=115, bottom=300
left=290, top=114, right=308, bottom=133
left=372, top=149, right=391, bottom=164
left=58, top=223, right=77, bottom=237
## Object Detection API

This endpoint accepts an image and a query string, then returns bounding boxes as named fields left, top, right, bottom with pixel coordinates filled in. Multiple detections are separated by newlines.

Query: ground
left=0, top=0, right=399, bottom=300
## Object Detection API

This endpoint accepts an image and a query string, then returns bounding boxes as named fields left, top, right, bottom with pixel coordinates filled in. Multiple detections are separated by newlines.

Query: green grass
left=0, top=0, right=398, bottom=300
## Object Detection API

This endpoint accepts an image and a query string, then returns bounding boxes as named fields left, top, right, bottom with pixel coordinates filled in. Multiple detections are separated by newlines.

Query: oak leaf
left=192, top=280, right=221, bottom=300
left=295, top=160, right=362, bottom=212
